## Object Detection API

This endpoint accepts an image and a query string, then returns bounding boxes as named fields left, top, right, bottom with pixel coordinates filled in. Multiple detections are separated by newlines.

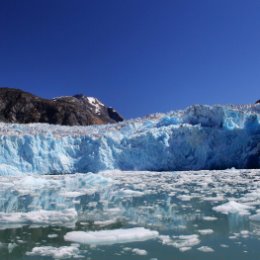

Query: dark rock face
left=0, top=88, right=123, bottom=125
left=256, top=100, right=260, bottom=104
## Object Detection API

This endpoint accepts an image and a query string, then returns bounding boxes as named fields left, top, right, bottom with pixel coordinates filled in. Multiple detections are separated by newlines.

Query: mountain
left=0, top=88, right=123, bottom=125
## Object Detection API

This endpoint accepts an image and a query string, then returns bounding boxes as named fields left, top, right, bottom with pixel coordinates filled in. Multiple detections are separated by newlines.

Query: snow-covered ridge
left=0, top=104, right=259, bottom=175
left=53, top=95, right=105, bottom=115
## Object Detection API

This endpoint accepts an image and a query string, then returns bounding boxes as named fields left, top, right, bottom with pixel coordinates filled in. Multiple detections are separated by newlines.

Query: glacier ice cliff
left=0, top=104, right=259, bottom=175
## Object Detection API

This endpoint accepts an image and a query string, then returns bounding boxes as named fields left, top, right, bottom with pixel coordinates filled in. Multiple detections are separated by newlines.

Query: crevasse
left=0, top=104, right=259, bottom=175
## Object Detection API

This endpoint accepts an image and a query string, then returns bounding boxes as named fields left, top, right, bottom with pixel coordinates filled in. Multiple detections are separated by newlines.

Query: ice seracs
left=0, top=104, right=259, bottom=175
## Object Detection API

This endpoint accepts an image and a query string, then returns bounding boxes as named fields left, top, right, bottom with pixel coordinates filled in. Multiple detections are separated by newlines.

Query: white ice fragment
left=94, top=219, right=118, bottom=227
left=122, top=247, right=132, bottom=251
left=179, top=246, right=191, bottom=252
left=203, top=196, right=224, bottom=202
left=239, top=230, right=250, bottom=238
left=197, top=246, right=214, bottom=252
left=159, top=234, right=200, bottom=250
left=159, top=235, right=173, bottom=245
left=177, top=195, right=192, bottom=201
left=0, top=209, right=77, bottom=227
left=48, top=234, right=58, bottom=238
left=64, top=227, right=159, bottom=245
left=132, top=248, right=148, bottom=255
left=213, top=201, right=253, bottom=215
left=220, top=244, right=229, bottom=248
left=198, top=229, right=214, bottom=235
left=202, top=216, right=218, bottom=221
left=26, top=244, right=80, bottom=259
left=175, top=234, right=200, bottom=249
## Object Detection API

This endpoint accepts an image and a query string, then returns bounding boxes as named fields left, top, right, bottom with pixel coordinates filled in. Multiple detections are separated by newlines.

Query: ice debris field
left=1, top=169, right=260, bottom=259
left=0, top=104, right=259, bottom=175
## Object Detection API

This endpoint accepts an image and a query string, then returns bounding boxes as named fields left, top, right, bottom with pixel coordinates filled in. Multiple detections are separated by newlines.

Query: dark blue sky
left=0, top=0, right=260, bottom=118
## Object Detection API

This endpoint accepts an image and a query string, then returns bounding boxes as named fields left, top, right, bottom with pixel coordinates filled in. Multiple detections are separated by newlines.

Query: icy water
left=0, top=169, right=260, bottom=260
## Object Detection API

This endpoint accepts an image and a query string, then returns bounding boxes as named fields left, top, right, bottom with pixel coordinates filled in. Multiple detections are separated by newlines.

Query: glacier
left=0, top=104, right=259, bottom=175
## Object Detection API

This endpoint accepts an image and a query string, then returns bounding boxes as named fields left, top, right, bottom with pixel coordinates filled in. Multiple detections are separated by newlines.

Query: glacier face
left=0, top=104, right=259, bottom=175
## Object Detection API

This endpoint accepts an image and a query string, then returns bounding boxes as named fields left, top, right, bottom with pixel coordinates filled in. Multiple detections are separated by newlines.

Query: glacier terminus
left=0, top=104, right=259, bottom=175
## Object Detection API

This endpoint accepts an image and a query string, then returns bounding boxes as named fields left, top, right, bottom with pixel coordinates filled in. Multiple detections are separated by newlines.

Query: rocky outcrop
left=0, top=88, right=123, bottom=125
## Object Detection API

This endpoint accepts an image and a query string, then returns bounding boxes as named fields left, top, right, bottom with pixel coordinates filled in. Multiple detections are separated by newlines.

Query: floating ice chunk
left=132, top=248, right=148, bottom=255
left=122, top=247, right=131, bottom=251
left=202, top=216, right=218, bottom=221
left=197, top=246, right=214, bottom=252
left=159, top=235, right=173, bottom=245
left=94, top=219, right=119, bottom=227
left=64, top=227, right=159, bottom=245
left=48, top=234, right=58, bottom=238
left=240, top=230, right=250, bottom=238
left=175, top=235, right=200, bottom=249
left=198, top=229, right=214, bottom=235
left=179, top=246, right=191, bottom=252
left=159, top=234, right=200, bottom=251
left=203, top=196, right=224, bottom=202
left=229, top=235, right=237, bottom=240
left=177, top=195, right=192, bottom=201
left=220, top=244, right=229, bottom=248
left=213, top=201, right=253, bottom=215
left=0, top=209, right=77, bottom=228
left=26, top=244, right=80, bottom=259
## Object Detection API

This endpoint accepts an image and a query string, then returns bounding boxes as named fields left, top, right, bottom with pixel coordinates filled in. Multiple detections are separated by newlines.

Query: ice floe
left=64, top=227, right=159, bottom=245
left=26, top=244, right=81, bottom=259
left=213, top=201, right=253, bottom=215
left=132, top=248, right=148, bottom=255
left=159, top=234, right=200, bottom=251
left=198, top=229, right=214, bottom=235
left=197, top=246, right=214, bottom=252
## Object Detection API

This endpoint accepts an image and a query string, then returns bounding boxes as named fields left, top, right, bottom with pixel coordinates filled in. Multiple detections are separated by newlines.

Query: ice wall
left=0, top=104, right=259, bottom=175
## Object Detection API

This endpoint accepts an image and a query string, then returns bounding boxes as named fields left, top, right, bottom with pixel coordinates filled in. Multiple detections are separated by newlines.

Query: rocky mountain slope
left=0, top=88, right=123, bottom=125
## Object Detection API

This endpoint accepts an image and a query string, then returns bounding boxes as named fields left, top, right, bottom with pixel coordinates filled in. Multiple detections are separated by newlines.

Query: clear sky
left=0, top=0, right=259, bottom=119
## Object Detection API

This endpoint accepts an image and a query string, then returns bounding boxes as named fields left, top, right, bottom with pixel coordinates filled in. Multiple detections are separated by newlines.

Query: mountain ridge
left=0, top=88, right=123, bottom=125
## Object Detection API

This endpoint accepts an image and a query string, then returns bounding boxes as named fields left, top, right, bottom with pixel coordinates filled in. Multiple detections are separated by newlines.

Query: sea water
left=0, top=169, right=260, bottom=259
